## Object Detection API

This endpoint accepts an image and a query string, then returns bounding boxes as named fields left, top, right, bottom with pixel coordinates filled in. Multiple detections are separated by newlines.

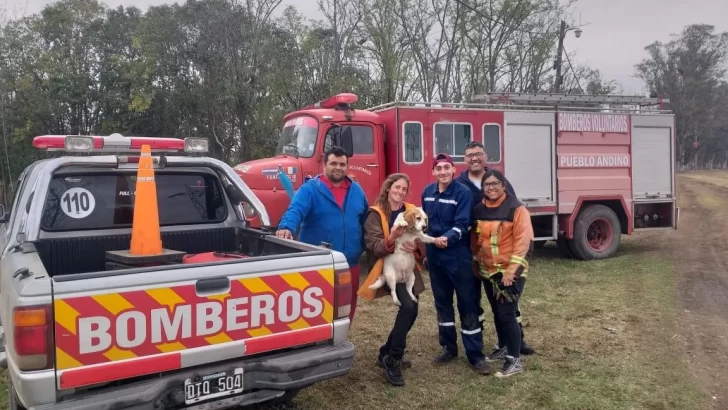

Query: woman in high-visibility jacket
left=470, top=169, right=534, bottom=378
left=358, top=173, right=426, bottom=387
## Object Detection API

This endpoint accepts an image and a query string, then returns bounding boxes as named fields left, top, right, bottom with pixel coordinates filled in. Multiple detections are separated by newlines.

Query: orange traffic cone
left=105, top=144, right=185, bottom=269
left=129, top=144, right=163, bottom=255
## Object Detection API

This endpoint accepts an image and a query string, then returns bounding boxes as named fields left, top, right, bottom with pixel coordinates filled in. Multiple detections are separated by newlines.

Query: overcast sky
left=3, top=0, right=728, bottom=95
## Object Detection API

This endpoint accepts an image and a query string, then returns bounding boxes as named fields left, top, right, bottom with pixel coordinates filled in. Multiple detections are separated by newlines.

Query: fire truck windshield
left=275, top=116, right=319, bottom=158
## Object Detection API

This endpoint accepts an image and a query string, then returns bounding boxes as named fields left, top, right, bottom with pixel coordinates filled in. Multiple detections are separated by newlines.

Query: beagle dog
left=369, top=206, right=437, bottom=306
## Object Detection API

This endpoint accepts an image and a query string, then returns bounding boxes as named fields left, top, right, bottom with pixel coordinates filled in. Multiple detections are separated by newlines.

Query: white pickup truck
left=0, top=134, right=355, bottom=409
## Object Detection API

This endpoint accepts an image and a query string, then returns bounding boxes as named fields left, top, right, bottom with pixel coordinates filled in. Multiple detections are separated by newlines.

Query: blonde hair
left=374, top=173, right=410, bottom=217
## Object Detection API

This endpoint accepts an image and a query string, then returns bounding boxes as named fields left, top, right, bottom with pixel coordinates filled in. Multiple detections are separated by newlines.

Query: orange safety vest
left=471, top=195, right=532, bottom=279
left=357, top=203, right=423, bottom=302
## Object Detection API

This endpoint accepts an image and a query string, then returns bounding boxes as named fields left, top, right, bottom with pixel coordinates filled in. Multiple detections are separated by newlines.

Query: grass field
left=274, top=239, right=705, bottom=410
left=0, top=172, right=719, bottom=410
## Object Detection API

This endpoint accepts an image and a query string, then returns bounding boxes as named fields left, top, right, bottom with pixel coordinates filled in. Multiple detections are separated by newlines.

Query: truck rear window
left=41, top=172, right=228, bottom=231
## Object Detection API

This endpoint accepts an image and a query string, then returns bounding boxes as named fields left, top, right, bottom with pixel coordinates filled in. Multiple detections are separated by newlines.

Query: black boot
left=519, top=323, right=535, bottom=355
left=382, top=355, right=405, bottom=386
left=432, top=347, right=457, bottom=364
left=520, top=341, right=535, bottom=355
left=377, top=353, right=412, bottom=369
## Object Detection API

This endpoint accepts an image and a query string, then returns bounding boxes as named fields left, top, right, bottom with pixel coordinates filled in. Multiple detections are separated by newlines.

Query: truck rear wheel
left=570, top=204, right=621, bottom=260
left=267, top=389, right=299, bottom=405
left=8, top=380, right=27, bottom=410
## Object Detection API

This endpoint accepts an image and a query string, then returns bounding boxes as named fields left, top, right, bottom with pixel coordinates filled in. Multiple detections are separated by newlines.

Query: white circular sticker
left=60, top=187, right=96, bottom=219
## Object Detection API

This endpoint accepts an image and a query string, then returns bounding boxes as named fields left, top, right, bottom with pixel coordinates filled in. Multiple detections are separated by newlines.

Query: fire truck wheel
left=571, top=204, right=621, bottom=260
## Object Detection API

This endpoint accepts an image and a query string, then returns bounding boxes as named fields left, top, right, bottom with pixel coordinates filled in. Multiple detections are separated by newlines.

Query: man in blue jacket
left=276, top=146, right=369, bottom=321
left=422, top=153, right=489, bottom=375
left=455, top=141, right=535, bottom=356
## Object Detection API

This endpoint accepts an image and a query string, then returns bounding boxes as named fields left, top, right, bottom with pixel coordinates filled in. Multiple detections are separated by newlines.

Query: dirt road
left=665, top=172, right=728, bottom=409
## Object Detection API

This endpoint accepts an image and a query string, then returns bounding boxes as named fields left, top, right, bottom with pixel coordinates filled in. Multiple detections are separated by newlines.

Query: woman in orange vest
left=358, top=173, right=426, bottom=387
left=471, top=169, right=534, bottom=378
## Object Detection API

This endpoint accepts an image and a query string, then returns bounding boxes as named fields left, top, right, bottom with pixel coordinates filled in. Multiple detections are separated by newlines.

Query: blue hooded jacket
left=278, top=174, right=369, bottom=268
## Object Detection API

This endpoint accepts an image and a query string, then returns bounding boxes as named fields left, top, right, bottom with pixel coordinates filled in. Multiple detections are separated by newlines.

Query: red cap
left=433, top=153, right=454, bottom=169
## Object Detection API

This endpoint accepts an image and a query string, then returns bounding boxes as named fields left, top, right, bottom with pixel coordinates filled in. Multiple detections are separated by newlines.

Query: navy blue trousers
left=428, top=252, right=485, bottom=364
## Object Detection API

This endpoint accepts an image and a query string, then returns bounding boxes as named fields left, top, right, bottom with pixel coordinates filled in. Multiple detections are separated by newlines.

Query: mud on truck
left=0, top=134, right=355, bottom=409
left=236, top=92, right=679, bottom=261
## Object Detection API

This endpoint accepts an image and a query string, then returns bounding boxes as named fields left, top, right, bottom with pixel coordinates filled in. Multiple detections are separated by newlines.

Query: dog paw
left=395, top=219, right=408, bottom=228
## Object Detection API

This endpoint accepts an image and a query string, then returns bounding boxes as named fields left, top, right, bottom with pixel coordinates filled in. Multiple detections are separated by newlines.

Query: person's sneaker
left=520, top=341, right=535, bottom=355
left=382, top=355, right=405, bottom=386
left=470, top=359, right=491, bottom=375
left=494, top=356, right=523, bottom=378
left=377, top=354, right=412, bottom=369
left=486, top=346, right=508, bottom=362
left=432, top=347, right=457, bottom=364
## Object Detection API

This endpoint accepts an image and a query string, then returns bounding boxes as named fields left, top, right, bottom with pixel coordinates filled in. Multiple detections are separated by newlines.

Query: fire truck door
left=503, top=111, right=556, bottom=209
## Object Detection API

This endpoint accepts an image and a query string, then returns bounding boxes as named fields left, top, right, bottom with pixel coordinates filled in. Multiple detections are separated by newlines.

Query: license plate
left=184, top=368, right=244, bottom=405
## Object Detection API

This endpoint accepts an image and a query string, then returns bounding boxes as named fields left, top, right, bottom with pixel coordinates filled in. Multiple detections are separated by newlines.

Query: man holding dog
left=456, top=141, right=535, bottom=356
left=421, top=153, right=490, bottom=374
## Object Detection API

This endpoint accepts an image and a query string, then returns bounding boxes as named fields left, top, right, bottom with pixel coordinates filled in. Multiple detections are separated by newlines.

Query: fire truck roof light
left=31, top=134, right=203, bottom=154
left=316, top=93, right=359, bottom=109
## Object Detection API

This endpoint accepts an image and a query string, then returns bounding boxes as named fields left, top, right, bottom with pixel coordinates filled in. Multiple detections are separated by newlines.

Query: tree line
left=0, top=0, right=726, bottom=204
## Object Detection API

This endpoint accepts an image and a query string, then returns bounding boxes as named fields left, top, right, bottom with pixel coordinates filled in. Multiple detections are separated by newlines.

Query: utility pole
left=553, top=20, right=566, bottom=93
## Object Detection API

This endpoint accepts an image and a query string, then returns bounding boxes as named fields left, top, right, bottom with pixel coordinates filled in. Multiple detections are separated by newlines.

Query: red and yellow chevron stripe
left=54, top=269, right=335, bottom=371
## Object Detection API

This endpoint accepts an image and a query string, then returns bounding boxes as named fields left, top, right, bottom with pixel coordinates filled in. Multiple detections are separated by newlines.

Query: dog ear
left=403, top=208, right=417, bottom=227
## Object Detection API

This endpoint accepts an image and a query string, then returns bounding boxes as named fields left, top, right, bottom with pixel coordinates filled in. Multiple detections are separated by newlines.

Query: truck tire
left=8, top=380, right=27, bottom=410
left=570, top=204, right=621, bottom=260
left=268, top=389, right=299, bottom=405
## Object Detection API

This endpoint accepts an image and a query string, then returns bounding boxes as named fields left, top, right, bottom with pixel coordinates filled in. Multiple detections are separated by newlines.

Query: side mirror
left=0, top=204, right=7, bottom=223
left=339, top=127, right=354, bottom=157
left=324, top=124, right=354, bottom=157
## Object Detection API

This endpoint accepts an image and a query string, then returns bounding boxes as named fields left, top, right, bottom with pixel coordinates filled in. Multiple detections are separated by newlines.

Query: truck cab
left=235, top=94, right=385, bottom=229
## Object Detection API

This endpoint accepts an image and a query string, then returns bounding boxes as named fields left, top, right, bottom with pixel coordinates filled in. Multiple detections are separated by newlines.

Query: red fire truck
left=235, top=92, right=678, bottom=260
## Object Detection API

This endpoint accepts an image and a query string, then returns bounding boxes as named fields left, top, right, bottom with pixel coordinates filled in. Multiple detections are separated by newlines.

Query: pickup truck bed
left=36, top=226, right=298, bottom=277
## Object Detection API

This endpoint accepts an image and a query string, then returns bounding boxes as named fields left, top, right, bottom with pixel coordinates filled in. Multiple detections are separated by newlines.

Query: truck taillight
left=334, top=268, right=352, bottom=320
left=13, top=305, right=53, bottom=371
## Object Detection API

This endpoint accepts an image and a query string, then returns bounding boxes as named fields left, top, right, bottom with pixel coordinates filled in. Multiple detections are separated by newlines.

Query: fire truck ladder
left=474, top=92, right=670, bottom=108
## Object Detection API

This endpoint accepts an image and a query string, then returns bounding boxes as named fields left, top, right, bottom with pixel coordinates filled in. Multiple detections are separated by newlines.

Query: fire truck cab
left=235, top=92, right=678, bottom=260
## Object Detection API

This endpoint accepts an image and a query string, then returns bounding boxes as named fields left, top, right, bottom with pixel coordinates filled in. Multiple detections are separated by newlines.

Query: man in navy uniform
left=456, top=141, right=535, bottom=357
left=422, top=153, right=490, bottom=374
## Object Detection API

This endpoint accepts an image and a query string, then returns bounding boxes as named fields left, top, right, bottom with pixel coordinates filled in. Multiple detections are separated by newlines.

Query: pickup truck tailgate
left=51, top=262, right=335, bottom=390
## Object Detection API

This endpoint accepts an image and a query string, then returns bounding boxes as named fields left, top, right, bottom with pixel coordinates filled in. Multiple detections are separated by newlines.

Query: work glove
left=489, top=274, right=524, bottom=304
